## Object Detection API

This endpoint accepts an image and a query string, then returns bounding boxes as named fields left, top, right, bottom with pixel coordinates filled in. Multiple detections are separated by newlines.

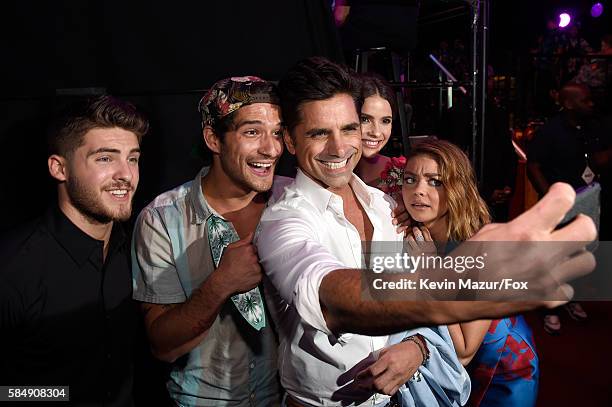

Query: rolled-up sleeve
left=131, top=207, right=186, bottom=303
left=256, top=215, right=345, bottom=336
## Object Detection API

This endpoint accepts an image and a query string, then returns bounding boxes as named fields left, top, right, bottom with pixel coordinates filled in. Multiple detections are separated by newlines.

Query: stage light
left=558, top=13, right=572, bottom=28
left=591, top=3, right=604, bottom=18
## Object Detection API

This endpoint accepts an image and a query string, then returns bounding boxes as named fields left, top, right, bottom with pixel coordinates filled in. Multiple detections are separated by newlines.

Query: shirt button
left=249, top=362, right=255, bottom=369
left=250, top=392, right=255, bottom=400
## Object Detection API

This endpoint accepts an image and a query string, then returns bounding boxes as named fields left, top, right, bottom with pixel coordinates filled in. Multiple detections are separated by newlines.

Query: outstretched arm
left=320, top=184, right=594, bottom=335
left=259, top=183, right=595, bottom=337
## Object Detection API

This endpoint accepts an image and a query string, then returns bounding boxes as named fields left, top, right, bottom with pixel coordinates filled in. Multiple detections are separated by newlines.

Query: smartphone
left=557, top=182, right=600, bottom=251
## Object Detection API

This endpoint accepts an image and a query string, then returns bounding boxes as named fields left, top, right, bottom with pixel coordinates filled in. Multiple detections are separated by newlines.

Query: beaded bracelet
left=402, top=334, right=430, bottom=382
left=402, top=334, right=430, bottom=365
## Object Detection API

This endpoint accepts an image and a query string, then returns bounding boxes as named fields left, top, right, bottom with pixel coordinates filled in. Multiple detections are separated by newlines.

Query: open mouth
left=411, top=203, right=431, bottom=209
left=107, top=189, right=130, bottom=200
left=247, top=161, right=274, bottom=176
left=318, top=158, right=349, bottom=170
left=362, top=139, right=382, bottom=148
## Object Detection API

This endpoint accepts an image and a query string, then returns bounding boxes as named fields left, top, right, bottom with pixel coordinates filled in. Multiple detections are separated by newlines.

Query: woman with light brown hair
left=402, top=139, right=539, bottom=407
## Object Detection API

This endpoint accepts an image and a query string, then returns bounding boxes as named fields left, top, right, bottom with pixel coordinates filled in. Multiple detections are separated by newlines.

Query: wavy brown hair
left=47, top=95, right=149, bottom=158
left=406, top=140, right=490, bottom=240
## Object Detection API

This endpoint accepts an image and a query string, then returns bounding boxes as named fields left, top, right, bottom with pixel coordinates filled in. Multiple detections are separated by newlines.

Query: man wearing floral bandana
left=131, top=76, right=288, bottom=406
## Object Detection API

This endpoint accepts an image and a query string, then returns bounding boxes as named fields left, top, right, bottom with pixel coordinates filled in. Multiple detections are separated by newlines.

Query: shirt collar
left=294, top=169, right=375, bottom=214
left=188, top=167, right=213, bottom=224
left=187, top=166, right=227, bottom=224
left=45, top=205, right=126, bottom=268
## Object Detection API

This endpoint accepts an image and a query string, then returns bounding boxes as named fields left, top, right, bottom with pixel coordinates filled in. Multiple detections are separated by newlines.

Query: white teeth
left=321, top=159, right=348, bottom=170
left=250, top=162, right=272, bottom=168
left=363, top=140, right=380, bottom=147
left=110, top=190, right=127, bottom=196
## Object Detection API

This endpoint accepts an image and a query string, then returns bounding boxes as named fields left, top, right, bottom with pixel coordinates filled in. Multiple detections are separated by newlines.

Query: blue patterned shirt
left=132, top=167, right=287, bottom=406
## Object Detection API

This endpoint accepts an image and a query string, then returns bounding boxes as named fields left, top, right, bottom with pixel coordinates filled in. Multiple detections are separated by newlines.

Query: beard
left=218, top=152, right=275, bottom=194
left=66, top=175, right=133, bottom=224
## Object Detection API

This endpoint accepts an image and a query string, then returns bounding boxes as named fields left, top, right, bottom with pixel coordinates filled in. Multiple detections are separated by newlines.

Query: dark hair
left=198, top=109, right=238, bottom=164
left=210, top=110, right=238, bottom=139
left=47, top=95, right=149, bottom=158
left=278, top=56, right=360, bottom=131
left=356, top=72, right=397, bottom=116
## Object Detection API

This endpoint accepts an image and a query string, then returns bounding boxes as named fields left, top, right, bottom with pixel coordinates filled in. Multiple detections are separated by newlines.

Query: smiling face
left=285, top=93, right=362, bottom=192
left=213, top=103, right=283, bottom=193
left=61, top=127, right=141, bottom=224
left=360, top=94, right=393, bottom=158
left=402, top=154, right=448, bottom=230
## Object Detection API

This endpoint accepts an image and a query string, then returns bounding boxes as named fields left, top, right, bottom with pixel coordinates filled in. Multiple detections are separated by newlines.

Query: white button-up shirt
left=256, top=169, right=404, bottom=406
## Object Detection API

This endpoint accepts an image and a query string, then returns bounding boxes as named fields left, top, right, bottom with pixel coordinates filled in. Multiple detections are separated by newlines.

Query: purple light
left=591, top=3, right=604, bottom=18
left=558, top=12, right=572, bottom=28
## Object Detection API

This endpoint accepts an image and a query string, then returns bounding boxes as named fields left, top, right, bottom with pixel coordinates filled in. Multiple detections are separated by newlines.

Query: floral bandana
left=198, top=76, right=279, bottom=128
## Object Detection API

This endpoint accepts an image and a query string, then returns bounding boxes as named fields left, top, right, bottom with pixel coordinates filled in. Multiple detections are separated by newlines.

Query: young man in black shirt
left=0, top=96, right=148, bottom=406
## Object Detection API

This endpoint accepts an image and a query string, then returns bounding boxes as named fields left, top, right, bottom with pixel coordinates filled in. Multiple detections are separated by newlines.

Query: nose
left=258, top=133, right=283, bottom=158
left=413, top=179, right=427, bottom=196
left=114, top=159, right=136, bottom=185
left=368, top=122, right=382, bottom=138
left=326, top=132, right=347, bottom=157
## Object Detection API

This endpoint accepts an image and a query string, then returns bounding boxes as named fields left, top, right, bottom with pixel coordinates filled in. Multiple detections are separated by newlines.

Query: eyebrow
left=404, top=171, right=441, bottom=177
left=87, top=147, right=141, bottom=157
left=235, top=119, right=282, bottom=128
left=304, top=121, right=360, bottom=136
left=361, top=112, right=392, bottom=120
left=305, top=127, right=332, bottom=137
left=341, top=122, right=360, bottom=131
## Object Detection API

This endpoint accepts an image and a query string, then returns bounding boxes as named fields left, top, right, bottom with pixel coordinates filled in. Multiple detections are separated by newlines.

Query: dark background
left=419, top=0, right=612, bottom=71
left=0, top=0, right=342, bottom=231
left=2, top=0, right=611, bottom=230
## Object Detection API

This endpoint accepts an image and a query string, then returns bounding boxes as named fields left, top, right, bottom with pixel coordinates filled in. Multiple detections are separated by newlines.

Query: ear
left=203, top=126, right=222, bottom=154
left=283, top=130, right=296, bottom=156
left=48, top=155, right=67, bottom=182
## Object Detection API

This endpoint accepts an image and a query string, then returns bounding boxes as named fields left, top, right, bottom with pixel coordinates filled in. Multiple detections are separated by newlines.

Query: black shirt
left=528, top=115, right=608, bottom=192
left=0, top=205, right=136, bottom=406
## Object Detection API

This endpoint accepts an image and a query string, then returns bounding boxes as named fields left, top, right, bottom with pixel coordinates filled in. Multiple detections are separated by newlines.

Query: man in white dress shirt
left=256, top=57, right=597, bottom=406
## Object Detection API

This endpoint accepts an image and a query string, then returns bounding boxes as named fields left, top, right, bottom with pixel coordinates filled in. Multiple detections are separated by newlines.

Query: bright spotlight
left=558, top=12, right=572, bottom=28
left=591, top=3, right=604, bottom=18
